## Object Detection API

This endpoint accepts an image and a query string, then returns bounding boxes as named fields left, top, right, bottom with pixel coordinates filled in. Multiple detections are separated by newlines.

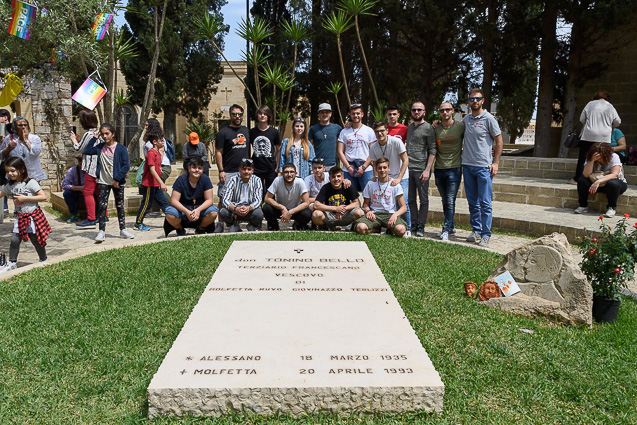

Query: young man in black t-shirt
left=214, top=104, right=250, bottom=232
left=312, top=167, right=363, bottom=230
left=249, top=105, right=281, bottom=200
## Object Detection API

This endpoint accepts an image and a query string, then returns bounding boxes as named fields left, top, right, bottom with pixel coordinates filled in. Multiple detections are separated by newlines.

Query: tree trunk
left=558, top=16, right=584, bottom=158
left=481, top=0, right=499, bottom=112
left=336, top=35, right=352, bottom=108
left=534, top=1, right=558, bottom=157
left=127, top=2, right=168, bottom=156
left=354, top=16, right=380, bottom=110
left=104, top=28, right=115, bottom=124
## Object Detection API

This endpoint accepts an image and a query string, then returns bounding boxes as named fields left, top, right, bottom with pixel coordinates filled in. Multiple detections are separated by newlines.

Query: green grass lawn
left=1, top=233, right=635, bottom=424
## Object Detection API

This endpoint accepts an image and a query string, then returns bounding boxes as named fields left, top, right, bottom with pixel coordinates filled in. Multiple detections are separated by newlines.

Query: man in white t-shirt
left=356, top=158, right=408, bottom=237
left=264, top=163, right=311, bottom=230
left=337, top=104, right=376, bottom=192
left=368, top=120, right=410, bottom=236
left=303, top=157, right=329, bottom=212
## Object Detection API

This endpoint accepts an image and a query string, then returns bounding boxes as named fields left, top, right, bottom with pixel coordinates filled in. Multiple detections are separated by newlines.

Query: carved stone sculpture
left=485, top=233, right=593, bottom=326
left=464, top=281, right=477, bottom=297
left=478, top=281, right=501, bottom=301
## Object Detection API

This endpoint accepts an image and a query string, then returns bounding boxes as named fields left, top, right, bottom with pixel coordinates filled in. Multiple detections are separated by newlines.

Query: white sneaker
left=437, top=228, right=456, bottom=237
left=478, top=236, right=490, bottom=247
left=404, top=230, right=412, bottom=238
left=440, top=231, right=449, bottom=242
left=95, top=230, right=105, bottom=242
left=228, top=224, right=242, bottom=233
left=605, top=208, right=616, bottom=218
left=120, top=229, right=135, bottom=239
left=466, top=231, right=481, bottom=242
left=574, top=206, right=588, bottom=214
left=0, top=261, right=17, bottom=273
left=246, top=224, right=259, bottom=232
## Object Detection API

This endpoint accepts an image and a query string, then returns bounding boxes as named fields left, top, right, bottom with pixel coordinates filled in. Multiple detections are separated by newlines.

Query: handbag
left=565, top=128, right=581, bottom=148
left=589, top=171, right=608, bottom=187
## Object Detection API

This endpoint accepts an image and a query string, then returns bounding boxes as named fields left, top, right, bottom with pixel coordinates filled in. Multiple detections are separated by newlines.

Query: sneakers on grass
left=404, top=230, right=412, bottom=238
left=440, top=231, right=449, bottom=242
left=605, top=207, right=616, bottom=218
left=466, top=231, right=481, bottom=243
left=574, top=206, right=588, bottom=214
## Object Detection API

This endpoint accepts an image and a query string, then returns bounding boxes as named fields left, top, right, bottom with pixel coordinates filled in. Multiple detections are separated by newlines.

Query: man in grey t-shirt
left=263, top=163, right=311, bottom=230
left=461, top=88, right=503, bottom=248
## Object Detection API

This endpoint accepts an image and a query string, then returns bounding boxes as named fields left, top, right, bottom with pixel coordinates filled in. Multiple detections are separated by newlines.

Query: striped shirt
left=222, top=173, right=263, bottom=210
left=74, top=129, right=100, bottom=177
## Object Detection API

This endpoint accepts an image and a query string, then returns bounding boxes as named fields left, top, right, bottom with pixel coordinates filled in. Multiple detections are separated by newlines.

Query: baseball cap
left=189, top=132, right=200, bottom=145
left=318, top=103, right=332, bottom=112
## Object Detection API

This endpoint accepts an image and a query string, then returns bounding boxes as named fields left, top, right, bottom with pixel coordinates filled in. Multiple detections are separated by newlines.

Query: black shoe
left=195, top=228, right=207, bottom=234
left=267, top=223, right=280, bottom=231
left=176, top=228, right=186, bottom=236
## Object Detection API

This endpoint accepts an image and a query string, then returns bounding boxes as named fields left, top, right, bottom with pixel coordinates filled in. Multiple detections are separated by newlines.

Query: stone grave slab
left=148, top=241, right=444, bottom=418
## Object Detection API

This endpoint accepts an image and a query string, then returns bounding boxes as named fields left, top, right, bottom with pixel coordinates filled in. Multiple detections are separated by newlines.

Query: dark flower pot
left=592, top=295, right=621, bottom=324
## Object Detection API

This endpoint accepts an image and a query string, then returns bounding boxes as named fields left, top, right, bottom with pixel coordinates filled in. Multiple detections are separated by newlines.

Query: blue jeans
left=434, top=168, right=462, bottom=233
left=344, top=169, right=373, bottom=193
left=399, top=177, right=411, bottom=230
left=463, top=165, right=493, bottom=238
left=63, top=189, right=82, bottom=216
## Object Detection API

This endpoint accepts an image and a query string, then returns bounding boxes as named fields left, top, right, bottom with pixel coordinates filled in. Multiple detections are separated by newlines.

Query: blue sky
left=114, top=0, right=246, bottom=61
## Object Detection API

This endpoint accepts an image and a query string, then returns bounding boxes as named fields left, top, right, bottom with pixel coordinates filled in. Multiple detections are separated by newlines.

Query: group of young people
left=1, top=88, right=506, bottom=273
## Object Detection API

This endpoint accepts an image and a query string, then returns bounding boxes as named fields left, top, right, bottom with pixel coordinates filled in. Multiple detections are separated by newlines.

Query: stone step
left=498, top=156, right=637, bottom=185
left=428, top=174, right=637, bottom=216
left=426, top=195, right=616, bottom=244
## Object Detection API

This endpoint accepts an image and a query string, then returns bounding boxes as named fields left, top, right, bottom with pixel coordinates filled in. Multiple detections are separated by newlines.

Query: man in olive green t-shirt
left=433, top=102, right=464, bottom=241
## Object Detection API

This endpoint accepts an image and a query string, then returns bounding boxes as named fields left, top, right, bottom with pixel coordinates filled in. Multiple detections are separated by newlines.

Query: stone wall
left=24, top=75, right=74, bottom=193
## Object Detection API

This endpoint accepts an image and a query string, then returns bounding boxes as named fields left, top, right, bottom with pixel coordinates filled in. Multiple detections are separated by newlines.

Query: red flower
left=633, top=222, right=637, bottom=228
left=593, top=238, right=598, bottom=242
left=599, top=215, right=603, bottom=220
left=588, top=249, right=596, bottom=255
left=614, top=268, right=621, bottom=273
left=624, top=213, right=630, bottom=218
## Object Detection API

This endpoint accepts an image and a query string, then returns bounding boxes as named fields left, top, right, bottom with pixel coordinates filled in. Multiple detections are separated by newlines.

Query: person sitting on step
left=574, top=142, right=627, bottom=218
left=219, top=158, right=263, bottom=232
left=164, top=158, right=218, bottom=236
left=61, top=154, right=85, bottom=223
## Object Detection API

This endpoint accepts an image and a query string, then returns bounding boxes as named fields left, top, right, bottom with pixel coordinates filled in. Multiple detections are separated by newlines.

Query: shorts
left=165, top=205, right=219, bottom=221
left=356, top=211, right=407, bottom=231
left=323, top=207, right=362, bottom=228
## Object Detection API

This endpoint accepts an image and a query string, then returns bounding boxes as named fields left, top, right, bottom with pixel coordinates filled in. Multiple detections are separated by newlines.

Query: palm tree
left=193, top=13, right=258, bottom=109
left=326, top=81, right=345, bottom=127
left=260, top=63, right=295, bottom=129
left=280, top=19, right=312, bottom=114
left=338, top=0, right=380, bottom=110
left=237, top=16, right=274, bottom=106
left=322, top=11, right=354, bottom=107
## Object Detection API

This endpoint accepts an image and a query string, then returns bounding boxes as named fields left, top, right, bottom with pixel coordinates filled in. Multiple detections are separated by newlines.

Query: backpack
left=165, top=139, right=175, bottom=162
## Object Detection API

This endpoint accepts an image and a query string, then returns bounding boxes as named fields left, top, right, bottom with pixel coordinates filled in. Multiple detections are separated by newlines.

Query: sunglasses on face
left=294, top=117, right=306, bottom=123
left=469, top=97, right=484, bottom=102
left=439, top=108, right=453, bottom=113
left=411, top=108, right=424, bottom=112
left=374, top=129, right=387, bottom=134
left=241, top=158, right=254, bottom=166
left=312, top=157, right=325, bottom=164
left=231, top=112, right=243, bottom=117
left=350, top=103, right=362, bottom=108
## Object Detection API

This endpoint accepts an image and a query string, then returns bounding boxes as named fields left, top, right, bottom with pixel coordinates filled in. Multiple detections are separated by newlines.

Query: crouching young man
left=263, top=163, right=311, bottom=230
left=164, top=158, right=218, bottom=235
left=312, top=167, right=363, bottom=230
left=356, top=158, right=408, bottom=237
left=219, top=158, right=263, bottom=232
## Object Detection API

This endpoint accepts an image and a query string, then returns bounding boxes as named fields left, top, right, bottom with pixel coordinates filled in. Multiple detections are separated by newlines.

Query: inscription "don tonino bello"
left=265, top=258, right=365, bottom=263
left=199, top=355, right=262, bottom=361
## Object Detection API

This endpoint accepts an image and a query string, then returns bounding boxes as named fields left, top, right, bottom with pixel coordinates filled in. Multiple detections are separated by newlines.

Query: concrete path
left=1, top=202, right=635, bottom=299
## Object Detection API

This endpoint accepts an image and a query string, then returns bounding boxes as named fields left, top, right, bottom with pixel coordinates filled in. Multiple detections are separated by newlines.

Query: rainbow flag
left=72, top=78, right=107, bottom=110
left=91, top=13, right=113, bottom=40
left=7, top=0, right=37, bottom=40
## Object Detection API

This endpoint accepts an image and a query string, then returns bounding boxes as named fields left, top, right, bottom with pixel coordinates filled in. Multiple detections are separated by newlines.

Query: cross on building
left=220, top=87, right=232, bottom=101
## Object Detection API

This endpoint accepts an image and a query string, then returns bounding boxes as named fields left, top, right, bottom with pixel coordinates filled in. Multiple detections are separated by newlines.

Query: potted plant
left=579, top=214, right=637, bottom=323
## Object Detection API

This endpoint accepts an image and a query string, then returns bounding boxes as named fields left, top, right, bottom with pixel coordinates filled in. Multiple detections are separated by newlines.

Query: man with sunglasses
left=309, top=103, right=342, bottom=171
left=405, top=102, right=436, bottom=237
left=434, top=102, right=464, bottom=242
left=386, top=106, right=407, bottom=143
left=214, top=104, right=250, bottom=232
left=219, top=158, right=263, bottom=232
left=462, top=88, right=503, bottom=248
